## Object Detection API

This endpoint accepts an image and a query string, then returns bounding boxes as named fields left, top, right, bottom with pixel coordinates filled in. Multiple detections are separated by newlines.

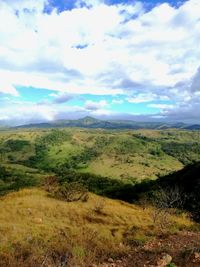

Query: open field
left=1, top=128, right=200, bottom=181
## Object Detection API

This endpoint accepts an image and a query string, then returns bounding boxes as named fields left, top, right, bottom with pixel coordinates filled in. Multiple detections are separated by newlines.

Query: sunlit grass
left=0, top=189, right=193, bottom=253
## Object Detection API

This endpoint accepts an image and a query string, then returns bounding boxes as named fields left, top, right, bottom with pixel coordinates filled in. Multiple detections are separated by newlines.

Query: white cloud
left=160, top=102, right=200, bottom=123
left=126, top=92, right=169, bottom=104
left=127, top=93, right=157, bottom=103
left=148, top=104, right=174, bottom=110
left=91, top=108, right=112, bottom=116
left=0, top=99, right=87, bottom=125
left=190, top=67, right=200, bottom=92
left=0, top=78, right=19, bottom=96
left=85, top=100, right=108, bottom=111
left=52, top=93, right=73, bottom=104
left=0, top=98, right=111, bottom=125
left=0, top=102, right=55, bottom=124
left=0, top=0, right=200, bottom=123
left=0, top=1, right=199, bottom=93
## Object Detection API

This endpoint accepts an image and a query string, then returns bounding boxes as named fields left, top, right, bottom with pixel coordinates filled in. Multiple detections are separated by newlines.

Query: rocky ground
left=92, top=231, right=200, bottom=267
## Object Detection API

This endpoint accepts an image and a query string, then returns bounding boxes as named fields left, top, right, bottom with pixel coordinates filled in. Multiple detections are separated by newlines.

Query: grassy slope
left=84, top=153, right=182, bottom=179
left=1, top=128, right=200, bottom=180
left=0, top=188, right=193, bottom=266
left=0, top=128, right=200, bottom=266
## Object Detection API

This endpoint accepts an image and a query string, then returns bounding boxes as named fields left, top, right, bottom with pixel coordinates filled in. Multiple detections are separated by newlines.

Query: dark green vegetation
left=0, top=127, right=200, bottom=195
left=161, top=142, right=200, bottom=165
left=0, top=165, right=39, bottom=195
left=143, top=162, right=200, bottom=222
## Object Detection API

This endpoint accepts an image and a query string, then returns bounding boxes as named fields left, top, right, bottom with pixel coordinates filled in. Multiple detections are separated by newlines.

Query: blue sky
left=12, top=86, right=172, bottom=116
left=17, top=86, right=172, bottom=113
left=45, top=0, right=186, bottom=12
left=0, top=0, right=200, bottom=125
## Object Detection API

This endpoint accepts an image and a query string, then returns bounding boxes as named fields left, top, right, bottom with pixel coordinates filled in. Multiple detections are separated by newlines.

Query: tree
left=151, top=186, right=184, bottom=229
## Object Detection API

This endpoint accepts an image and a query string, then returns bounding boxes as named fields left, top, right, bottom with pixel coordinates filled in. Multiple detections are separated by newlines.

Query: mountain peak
left=79, top=116, right=99, bottom=125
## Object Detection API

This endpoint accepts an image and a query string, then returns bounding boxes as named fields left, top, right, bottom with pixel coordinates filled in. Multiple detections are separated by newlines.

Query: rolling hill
left=14, top=116, right=200, bottom=130
left=1, top=127, right=200, bottom=181
left=0, top=126, right=200, bottom=266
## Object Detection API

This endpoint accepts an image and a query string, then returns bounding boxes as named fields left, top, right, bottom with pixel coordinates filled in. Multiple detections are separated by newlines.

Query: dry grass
left=0, top=188, right=194, bottom=266
left=84, top=153, right=183, bottom=180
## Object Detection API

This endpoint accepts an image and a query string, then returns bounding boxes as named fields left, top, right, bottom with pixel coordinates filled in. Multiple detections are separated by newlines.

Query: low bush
left=0, top=165, right=38, bottom=195
left=54, top=182, right=89, bottom=202
left=43, top=176, right=89, bottom=202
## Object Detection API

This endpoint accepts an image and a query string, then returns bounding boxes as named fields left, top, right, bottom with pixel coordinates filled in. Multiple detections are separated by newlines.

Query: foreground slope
left=0, top=188, right=196, bottom=267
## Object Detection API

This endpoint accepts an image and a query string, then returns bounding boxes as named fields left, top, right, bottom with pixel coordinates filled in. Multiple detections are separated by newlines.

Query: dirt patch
left=98, top=231, right=200, bottom=267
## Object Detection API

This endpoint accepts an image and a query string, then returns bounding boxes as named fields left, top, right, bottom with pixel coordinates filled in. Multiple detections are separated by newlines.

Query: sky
left=0, top=0, right=200, bottom=125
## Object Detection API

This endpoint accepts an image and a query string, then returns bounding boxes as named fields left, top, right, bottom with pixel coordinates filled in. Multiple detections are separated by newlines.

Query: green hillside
left=0, top=127, right=200, bottom=266
left=1, top=128, right=200, bottom=183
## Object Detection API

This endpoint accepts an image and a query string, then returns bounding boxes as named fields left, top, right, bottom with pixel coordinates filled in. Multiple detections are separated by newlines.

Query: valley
left=0, top=126, right=200, bottom=267
left=1, top=127, right=200, bottom=183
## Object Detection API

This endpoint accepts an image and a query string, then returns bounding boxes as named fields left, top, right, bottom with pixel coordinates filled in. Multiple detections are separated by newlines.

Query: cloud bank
left=0, top=0, right=200, bottom=124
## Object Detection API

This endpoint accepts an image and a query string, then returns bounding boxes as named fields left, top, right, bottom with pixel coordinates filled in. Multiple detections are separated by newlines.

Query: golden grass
left=0, top=188, right=194, bottom=266
left=85, top=153, right=183, bottom=180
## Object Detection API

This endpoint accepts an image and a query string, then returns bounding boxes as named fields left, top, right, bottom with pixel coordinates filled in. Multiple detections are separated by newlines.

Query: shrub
left=0, top=165, right=38, bottom=195
left=151, top=187, right=184, bottom=229
left=43, top=176, right=89, bottom=202
left=43, top=175, right=59, bottom=193
left=4, top=139, right=30, bottom=152
left=54, top=182, right=89, bottom=202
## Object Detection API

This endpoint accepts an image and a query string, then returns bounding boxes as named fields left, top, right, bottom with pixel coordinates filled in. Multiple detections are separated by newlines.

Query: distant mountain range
left=14, top=116, right=200, bottom=130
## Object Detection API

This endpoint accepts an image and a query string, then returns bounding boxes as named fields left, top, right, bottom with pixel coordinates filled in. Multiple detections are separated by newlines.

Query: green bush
left=0, top=165, right=38, bottom=195
left=4, top=139, right=30, bottom=151
left=161, top=142, right=200, bottom=165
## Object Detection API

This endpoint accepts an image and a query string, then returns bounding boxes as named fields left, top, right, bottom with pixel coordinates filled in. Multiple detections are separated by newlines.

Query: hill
left=14, top=116, right=200, bottom=130
left=1, top=128, right=200, bottom=181
left=0, top=188, right=197, bottom=267
left=133, top=162, right=200, bottom=221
